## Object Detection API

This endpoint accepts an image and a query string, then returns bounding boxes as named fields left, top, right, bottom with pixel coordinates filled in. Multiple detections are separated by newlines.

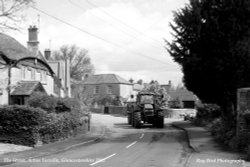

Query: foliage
left=0, top=0, right=34, bottom=31
left=0, top=105, right=48, bottom=146
left=71, top=81, right=93, bottom=108
left=26, top=93, right=87, bottom=145
left=210, top=118, right=235, bottom=145
left=52, top=44, right=95, bottom=80
left=27, top=92, right=57, bottom=113
left=243, top=112, right=250, bottom=123
left=196, top=103, right=221, bottom=121
left=0, top=98, right=86, bottom=146
left=168, top=97, right=182, bottom=108
left=136, top=79, right=143, bottom=85
left=167, top=0, right=250, bottom=128
left=192, top=103, right=221, bottom=127
left=143, top=80, right=170, bottom=107
left=27, top=92, right=85, bottom=115
left=39, top=111, right=84, bottom=144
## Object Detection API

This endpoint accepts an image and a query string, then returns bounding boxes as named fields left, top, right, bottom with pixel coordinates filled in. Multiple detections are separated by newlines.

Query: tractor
left=126, top=92, right=164, bottom=128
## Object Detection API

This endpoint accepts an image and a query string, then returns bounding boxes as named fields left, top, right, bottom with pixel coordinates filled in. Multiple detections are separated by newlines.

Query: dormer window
left=21, top=66, right=26, bottom=79
left=40, top=70, right=47, bottom=84
left=31, top=68, right=35, bottom=80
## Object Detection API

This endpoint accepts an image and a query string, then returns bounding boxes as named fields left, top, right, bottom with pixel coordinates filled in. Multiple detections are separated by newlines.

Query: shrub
left=209, top=118, right=238, bottom=149
left=28, top=92, right=86, bottom=116
left=0, top=105, right=48, bottom=146
left=39, top=111, right=86, bottom=144
left=27, top=92, right=57, bottom=113
left=196, top=103, right=221, bottom=120
left=0, top=95, right=87, bottom=146
left=27, top=93, right=87, bottom=144
left=168, top=98, right=182, bottom=108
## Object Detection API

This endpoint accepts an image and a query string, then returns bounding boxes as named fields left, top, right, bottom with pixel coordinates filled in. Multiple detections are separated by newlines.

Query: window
left=21, top=66, right=26, bottom=79
left=107, top=85, right=112, bottom=94
left=40, top=70, right=47, bottom=84
left=31, top=68, right=35, bottom=80
left=94, top=86, right=99, bottom=94
left=43, top=71, right=47, bottom=83
left=40, top=70, right=42, bottom=81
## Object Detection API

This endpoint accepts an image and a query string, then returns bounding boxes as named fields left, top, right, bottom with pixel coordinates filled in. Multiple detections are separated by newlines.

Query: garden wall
left=237, top=88, right=250, bottom=145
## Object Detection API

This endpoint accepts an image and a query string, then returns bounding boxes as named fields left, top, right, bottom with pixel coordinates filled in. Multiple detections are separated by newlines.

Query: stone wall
left=165, top=108, right=197, bottom=118
left=236, top=88, right=250, bottom=144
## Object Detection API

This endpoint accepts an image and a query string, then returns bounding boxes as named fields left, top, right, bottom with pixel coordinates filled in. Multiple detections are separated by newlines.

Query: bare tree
left=52, top=44, right=95, bottom=81
left=0, top=0, right=34, bottom=31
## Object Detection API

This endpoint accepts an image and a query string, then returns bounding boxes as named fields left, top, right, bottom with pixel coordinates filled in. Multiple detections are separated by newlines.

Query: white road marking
left=90, top=153, right=117, bottom=166
left=139, top=134, right=144, bottom=139
left=126, top=141, right=137, bottom=149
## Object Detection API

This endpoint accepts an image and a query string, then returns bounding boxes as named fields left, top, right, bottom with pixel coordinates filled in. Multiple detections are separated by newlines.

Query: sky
left=8, top=0, right=189, bottom=87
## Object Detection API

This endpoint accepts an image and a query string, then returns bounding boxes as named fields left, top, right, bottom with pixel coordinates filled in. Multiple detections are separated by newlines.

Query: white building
left=0, top=26, right=65, bottom=105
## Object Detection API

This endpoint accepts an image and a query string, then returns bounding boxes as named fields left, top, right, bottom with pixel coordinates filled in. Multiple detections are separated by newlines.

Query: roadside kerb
left=0, top=125, right=106, bottom=166
left=29, top=126, right=106, bottom=159
left=171, top=122, right=197, bottom=153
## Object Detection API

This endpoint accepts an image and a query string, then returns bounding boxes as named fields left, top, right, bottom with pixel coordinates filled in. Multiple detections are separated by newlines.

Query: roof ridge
left=112, top=74, right=120, bottom=83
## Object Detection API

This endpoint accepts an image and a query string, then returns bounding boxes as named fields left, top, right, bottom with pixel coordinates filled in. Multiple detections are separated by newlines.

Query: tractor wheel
left=156, top=116, right=164, bottom=128
left=154, top=111, right=164, bottom=128
left=131, top=112, right=135, bottom=127
left=127, top=113, right=132, bottom=125
left=134, top=112, right=142, bottom=129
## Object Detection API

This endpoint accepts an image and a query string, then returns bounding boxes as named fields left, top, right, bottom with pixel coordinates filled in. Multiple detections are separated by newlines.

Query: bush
left=0, top=105, right=48, bottom=146
left=27, top=93, right=87, bottom=144
left=39, top=112, right=83, bottom=144
left=196, top=103, right=221, bottom=120
left=27, top=92, right=57, bottom=113
left=209, top=118, right=238, bottom=150
left=28, top=92, right=85, bottom=116
left=168, top=98, right=182, bottom=108
left=0, top=94, right=88, bottom=146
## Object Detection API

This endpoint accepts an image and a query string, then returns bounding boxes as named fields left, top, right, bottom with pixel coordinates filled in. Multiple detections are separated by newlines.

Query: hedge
left=39, top=112, right=84, bottom=144
left=27, top=93, right=84, bottom=116
left=27, top=94, right=87, bottom=145
left=0, top=95, right=87, bottom=147
left=0, top=105, right=48, bottom=146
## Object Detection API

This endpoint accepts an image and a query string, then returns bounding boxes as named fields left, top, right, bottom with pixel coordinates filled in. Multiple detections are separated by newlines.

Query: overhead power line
left=68, top=0, right=163, bottom=51
left=85, top=0, right=164, bottom=46
left=31, top=6, right=169, bottom=66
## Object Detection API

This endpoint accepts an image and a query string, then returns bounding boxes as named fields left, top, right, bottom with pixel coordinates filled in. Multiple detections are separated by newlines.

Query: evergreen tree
left=167, top=0, right=250, bottom=128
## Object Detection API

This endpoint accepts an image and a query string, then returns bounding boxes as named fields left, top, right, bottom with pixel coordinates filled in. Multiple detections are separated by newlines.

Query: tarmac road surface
left=3, top=114, right=193, bottom=167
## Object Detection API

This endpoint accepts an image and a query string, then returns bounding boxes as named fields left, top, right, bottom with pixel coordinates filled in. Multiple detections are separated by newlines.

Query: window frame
left=107, top=85, right=112, bottom=94
left=94, top=85, right=100, bottom=94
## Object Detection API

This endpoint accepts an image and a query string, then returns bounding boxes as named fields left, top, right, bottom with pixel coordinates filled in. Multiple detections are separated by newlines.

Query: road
left=3, top=114, right=193, bottom=167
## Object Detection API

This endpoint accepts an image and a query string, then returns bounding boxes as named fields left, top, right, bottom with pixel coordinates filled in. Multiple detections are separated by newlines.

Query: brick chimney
left=168, top=80, right=172, bottom=86
left=27, top=25, right=39, bottom=55
left=44, top=49, right=51, bottom=60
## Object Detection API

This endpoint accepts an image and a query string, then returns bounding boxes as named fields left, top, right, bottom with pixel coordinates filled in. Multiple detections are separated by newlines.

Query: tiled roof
left=0, top=33, right=34, bottom=60
left=11, top=81, right=46, bottom=96
left=82, top=74, right=132, bottom=85
left=169, top=89, right=197, bottom=101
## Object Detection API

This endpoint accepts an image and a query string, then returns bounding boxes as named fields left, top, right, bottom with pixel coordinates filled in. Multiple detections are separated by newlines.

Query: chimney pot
left=168, top=80, right=172, bottom=86
left=28, top=25, right=38, bottom=42
left=27, top=25, right=39, bottom=55
left=44, top=49, right=51, bottom=60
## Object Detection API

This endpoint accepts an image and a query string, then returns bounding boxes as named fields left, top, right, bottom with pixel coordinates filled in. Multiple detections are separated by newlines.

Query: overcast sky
left=8, top=0, right=189, bottom=86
